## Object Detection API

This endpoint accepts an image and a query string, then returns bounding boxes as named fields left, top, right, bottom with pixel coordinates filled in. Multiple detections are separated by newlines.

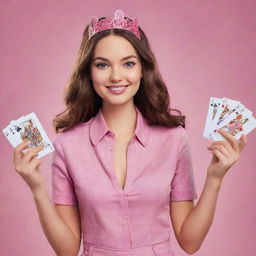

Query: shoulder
left=52, top=120, right=92, bottom=148
left=168, top=126, right=189, bottom=148
left=153, top=124, right=186, bottom=140
left=170, top=126, right=190, bottom=145
left=147, top=125, right=186, bottom=150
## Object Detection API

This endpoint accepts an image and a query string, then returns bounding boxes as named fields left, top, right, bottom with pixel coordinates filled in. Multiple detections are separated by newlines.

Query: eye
left=95, top=63, right=107, bottom=68
left=125, top=61, right=136, bottom=67
left=95, top=61, right=136, bottom=69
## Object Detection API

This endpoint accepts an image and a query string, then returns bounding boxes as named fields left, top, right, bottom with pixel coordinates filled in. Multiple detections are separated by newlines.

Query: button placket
left=107, top=132, right=133, bottom=248
left=123, top=194, right=132, bottom=248
left=108, top=136, right=133, bottom=195
left=121, top=214, right=128, bottom=220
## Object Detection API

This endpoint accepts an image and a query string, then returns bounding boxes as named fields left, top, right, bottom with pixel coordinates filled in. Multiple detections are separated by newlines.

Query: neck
left=101, top=102, right=137, bottom=137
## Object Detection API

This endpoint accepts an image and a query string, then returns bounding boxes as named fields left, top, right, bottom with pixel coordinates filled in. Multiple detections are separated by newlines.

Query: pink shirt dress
left=51, top=105, right=198, bottom=256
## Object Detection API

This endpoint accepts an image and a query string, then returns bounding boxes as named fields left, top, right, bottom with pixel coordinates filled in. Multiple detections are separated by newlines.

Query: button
left=123, top=215, right=128, bottom=220
left=108, top=131, right=114, bottom=137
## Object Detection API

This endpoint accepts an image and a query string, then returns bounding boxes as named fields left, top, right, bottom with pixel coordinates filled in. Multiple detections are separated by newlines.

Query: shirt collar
left=89, top=105, right=149, bottom=147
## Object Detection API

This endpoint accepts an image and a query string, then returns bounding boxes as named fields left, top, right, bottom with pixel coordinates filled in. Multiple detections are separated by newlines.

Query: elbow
left=56, top=248, right=80, bottom=256
left=180, top=240, right=201, bottom=255
left=185, top=249, right=198, bottom=255
left=182, top=245, right=200, bottom=255
left=55, top=239, right=81, bottom=256
left=177, top=230, right=203, bottom=254
left=58, top=252, right=78, bottom=256
left=179, top=236, right=202, bottom=254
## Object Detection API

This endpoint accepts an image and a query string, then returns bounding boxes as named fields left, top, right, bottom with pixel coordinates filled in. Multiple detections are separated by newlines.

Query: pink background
left=1, top=0, right=255, bottom=255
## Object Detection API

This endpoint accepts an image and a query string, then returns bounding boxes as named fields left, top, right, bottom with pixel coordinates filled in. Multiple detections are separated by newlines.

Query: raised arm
left=170, top=129, right=247, bottom=254
left=13, top=141, right=81, bottom=256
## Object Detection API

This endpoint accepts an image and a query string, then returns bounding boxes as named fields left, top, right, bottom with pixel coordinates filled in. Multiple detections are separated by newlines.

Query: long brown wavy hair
left=52, top=15, right=185, bottom=133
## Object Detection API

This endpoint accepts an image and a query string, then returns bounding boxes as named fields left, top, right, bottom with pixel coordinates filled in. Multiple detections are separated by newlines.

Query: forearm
left=32, top=188, right=80, bottom=256
left=179, top=173, right=222, bottom=254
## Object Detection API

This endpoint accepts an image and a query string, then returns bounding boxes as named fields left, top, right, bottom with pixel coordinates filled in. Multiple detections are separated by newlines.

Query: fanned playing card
left=203, top=97, right=223, bottom=139
left=203, top=97, right=256, bottom=141
left=2, top=112, right=54, bottom=158
left=211, top=108, right=256, bottom=141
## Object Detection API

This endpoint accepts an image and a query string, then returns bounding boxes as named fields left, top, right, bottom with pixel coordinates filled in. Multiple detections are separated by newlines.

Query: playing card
left=2, top=112, right=54, bottom=158
left=2, top=116, right=27, bottom=146
left=203, top=97, right=256, bottom=141
left=211, top=108, right=256, bottom=141
left=203, top=97, right=223, bottom=140
left=211, top=98, right=242, bottom=129
left=2, top=126, right=19, bottom=147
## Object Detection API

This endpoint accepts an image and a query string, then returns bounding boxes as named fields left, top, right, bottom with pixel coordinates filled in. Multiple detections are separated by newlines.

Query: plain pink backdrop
left=1, top=0, right=255, bottom=255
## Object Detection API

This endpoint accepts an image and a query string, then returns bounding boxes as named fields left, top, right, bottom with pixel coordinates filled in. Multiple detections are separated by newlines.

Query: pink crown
left=88, top=9, right=141, bottom=40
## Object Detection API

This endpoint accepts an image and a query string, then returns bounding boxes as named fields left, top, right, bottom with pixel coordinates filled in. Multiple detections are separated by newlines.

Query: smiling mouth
left=106, top=85, right=129, bottom=88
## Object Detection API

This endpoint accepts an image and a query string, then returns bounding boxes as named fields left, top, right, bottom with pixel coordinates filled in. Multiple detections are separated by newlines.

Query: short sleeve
left=170, top=127, right=198, bottom=201
left=51, top=135, right=78, bottom=205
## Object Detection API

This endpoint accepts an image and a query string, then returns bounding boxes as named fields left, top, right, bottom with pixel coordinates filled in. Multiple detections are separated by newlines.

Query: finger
left=21, top=145, right=44, bottom=164
left=210, top=141, right=233, bottom=154
left=218, top=129, right=240, bottom=153
left=13, top=140, right=30, bottom=165
left=20, top=157, right=41, bottom=177
left=29, top=157, right=42, bottom=171
left=239, top=134, right=247, bottom=151
left=212, top=149, right=225, bottom=162
left=208, top=144, right=230, bottom=158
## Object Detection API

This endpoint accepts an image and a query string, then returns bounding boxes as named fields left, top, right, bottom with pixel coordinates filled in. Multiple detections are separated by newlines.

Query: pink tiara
left=88, top=9, right=141, bottom=40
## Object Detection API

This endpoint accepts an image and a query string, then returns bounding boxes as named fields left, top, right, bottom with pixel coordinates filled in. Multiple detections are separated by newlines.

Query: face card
left=211, top=105, right=252, bottom=137
left=211, top=109, right=256, bottom=141
left=203, top=97, right=223, bottom=140
left=1, top=116, right=27, bottom=146
left=210, top=98, right=243, bottom=133
left=2, top=112, right=54, bottom=158
left=2, top=126, right=19, bottom=147
left=12, top=113, right=54, bottom=158
left=203, top=97, right=256, bottom=141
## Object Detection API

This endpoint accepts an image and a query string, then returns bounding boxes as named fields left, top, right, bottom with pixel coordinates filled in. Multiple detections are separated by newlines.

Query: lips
left=107, top=85, right=128, bottom=95
left=106, top=85, right=129, bottom=88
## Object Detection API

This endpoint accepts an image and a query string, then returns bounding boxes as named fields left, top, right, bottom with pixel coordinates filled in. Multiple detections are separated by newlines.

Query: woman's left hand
left=207, top=129, right=247, bottom=181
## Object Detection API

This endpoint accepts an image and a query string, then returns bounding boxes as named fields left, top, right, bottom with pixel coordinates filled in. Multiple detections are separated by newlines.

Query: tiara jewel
left=88, top=9, right=141, bottom=40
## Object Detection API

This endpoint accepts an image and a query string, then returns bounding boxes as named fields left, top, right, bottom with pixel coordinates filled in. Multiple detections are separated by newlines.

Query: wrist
left=31, top=186, right=47, bottom=199
left=206, top=172, right=223, bottom=189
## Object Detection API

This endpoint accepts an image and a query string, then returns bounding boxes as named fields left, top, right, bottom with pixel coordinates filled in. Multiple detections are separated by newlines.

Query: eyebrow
left=92, top=55, right=137, bottom=62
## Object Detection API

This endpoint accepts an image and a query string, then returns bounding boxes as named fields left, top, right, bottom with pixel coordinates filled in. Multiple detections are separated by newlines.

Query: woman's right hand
left=13, top=140, right=45, bottom=193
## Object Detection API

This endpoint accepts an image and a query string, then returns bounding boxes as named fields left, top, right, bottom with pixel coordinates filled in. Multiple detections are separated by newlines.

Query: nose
left=109, top=66, right=123, bottom=83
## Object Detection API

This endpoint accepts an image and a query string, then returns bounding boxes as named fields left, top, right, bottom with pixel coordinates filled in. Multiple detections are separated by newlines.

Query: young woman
left=13, top=9, right=247, bottom=256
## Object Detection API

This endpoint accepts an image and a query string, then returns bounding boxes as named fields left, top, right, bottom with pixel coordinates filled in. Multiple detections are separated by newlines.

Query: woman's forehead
left=93, top=35, right=138, bottom=57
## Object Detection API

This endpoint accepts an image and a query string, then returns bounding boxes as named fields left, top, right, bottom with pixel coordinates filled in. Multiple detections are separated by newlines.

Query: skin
left=90, top=34, right=143, bottom=139
left=207, top=128, right=247, bottom=181
left=13, top=35, right=248, bottom=255
left=90, top=34, right=248, bottom=253
left=11, top=35, right=146, bottom=256
left=170, top=129, right=247, bottom=254
left=13, top=140, right=44, bottom=192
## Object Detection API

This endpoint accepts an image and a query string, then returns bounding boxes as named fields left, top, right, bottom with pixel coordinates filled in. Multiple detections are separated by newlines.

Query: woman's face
left=90, top=35, right=143, bottom=107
